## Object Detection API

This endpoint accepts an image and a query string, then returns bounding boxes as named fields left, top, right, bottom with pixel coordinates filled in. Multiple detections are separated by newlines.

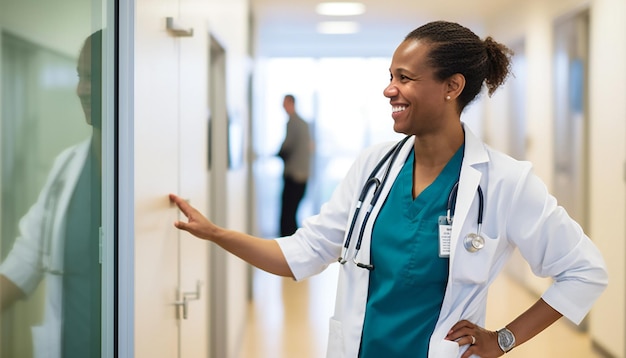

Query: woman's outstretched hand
left=169, top=193, right=219, bottom=241
left=169, top=194, right=293, bottom=277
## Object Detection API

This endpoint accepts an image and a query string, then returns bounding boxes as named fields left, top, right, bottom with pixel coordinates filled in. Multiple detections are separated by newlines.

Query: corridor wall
left=484, top=0, right=625, bottom=356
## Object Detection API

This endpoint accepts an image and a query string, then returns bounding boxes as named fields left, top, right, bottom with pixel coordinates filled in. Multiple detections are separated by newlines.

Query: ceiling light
left=315, top=2, right=366, bottom=16
left=316, top=21, right=360, bottom=34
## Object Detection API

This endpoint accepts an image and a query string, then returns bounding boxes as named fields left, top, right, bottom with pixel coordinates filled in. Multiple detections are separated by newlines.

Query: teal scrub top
left=359, top=144, right=464, bottom=357
left=62, top=149, right=101, bottom=358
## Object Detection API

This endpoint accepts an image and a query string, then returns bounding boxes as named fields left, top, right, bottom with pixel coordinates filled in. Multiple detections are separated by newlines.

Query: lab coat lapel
left=449, top=124, right=489, bottom=268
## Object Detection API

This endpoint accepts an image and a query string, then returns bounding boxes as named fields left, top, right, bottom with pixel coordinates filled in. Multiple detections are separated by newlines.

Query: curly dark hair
left=405, top=21, right=513, bottom=112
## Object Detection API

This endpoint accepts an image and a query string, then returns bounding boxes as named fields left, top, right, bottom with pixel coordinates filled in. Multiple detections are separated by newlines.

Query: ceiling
left=250, top=0, right=520, bottom=58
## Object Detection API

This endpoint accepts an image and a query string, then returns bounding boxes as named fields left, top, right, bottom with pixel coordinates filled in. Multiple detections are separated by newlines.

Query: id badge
left=438, top=216, right=451, bottom=258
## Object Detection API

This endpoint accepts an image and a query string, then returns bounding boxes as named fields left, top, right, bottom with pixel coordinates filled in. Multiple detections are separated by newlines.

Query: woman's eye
left=389, top=74, right=412, bottom=82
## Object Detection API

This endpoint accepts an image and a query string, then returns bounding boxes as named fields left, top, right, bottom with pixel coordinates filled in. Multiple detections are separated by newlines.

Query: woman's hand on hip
left=446, top=320, right=503, bottom=358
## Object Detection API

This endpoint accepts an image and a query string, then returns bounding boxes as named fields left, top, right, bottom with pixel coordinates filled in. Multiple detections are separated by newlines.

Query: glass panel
left=0, top=1, right=110, bottom=357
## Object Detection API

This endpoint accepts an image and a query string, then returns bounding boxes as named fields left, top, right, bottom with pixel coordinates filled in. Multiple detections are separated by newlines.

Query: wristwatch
left=496, top=327, right=516, bottom=353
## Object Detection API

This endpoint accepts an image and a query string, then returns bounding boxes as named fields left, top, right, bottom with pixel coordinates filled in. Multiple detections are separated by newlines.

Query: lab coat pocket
left=451, top=233, right=498, bottom=284
left=434, top=339, right=460, bottom=357
left=327, top=317, right=345, bottom=358
left=32, top=321, right=61, bottom=358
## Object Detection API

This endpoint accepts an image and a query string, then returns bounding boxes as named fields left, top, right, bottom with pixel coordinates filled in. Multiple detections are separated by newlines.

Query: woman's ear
left=446, top=73, right=465, bottom=100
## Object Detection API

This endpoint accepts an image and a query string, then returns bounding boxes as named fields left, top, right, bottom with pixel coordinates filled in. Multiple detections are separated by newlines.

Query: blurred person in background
left=277, top=94, right=313, bottom=236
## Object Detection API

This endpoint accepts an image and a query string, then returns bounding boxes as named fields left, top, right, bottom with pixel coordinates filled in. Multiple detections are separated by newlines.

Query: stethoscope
left=337, top=136, right=485, bottom=271
left=447, top=181, right=485, bottom=253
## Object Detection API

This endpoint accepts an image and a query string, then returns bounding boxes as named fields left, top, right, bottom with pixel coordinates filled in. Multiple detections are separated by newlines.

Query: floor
left=238, top=263, right=603, bottom=358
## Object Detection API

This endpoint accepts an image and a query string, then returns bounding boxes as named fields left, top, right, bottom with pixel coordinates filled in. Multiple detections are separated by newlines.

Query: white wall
left=485, top=0, right=625, bottom=356
left=587, top=0, right=626, bottom=355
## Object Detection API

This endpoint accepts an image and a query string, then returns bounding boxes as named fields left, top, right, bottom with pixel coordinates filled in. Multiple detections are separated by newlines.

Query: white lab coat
left=277, top=124, right=608, bottom=358
left=0, top=139, right=90, bottom=358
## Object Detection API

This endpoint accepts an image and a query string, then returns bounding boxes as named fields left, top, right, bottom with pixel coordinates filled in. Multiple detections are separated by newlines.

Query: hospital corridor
left=0, top=0, right=624, bottom=357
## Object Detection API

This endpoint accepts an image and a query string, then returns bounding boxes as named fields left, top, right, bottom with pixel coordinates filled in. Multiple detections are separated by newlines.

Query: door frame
left=207, top=33, right=228, bottom=358
left=115, top=0, right=135, bottom=356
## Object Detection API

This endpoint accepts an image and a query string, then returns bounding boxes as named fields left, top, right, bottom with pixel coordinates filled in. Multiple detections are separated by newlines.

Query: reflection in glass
left=0, top=19, right=105, bottom=358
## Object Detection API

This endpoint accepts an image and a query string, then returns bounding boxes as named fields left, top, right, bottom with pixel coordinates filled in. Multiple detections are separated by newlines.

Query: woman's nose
left=383, top=83, right=397, bottom=98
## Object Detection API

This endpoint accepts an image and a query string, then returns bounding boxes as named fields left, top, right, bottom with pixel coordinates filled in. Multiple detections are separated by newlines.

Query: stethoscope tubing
left=447, top=182, right=484, bottom=226
left=338, top=136, right=410, bottom=266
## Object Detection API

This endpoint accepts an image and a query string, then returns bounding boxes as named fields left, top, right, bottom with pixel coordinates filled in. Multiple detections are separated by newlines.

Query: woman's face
left=76, top=35, right=103, bottom=129
left=383, top=39, right=449, bottom=136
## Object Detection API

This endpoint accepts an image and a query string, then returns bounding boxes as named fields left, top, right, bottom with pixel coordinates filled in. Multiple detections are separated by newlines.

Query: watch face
left=498, top=328, right=516, bottom=351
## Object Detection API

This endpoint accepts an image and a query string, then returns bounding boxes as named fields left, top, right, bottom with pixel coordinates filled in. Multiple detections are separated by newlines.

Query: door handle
left=174, top=281, right=202, bottom=320
left=166, top=17, right=194, bottom=37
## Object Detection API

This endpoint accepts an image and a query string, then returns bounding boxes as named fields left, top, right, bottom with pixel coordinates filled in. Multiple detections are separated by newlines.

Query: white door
left=134, top=1, right=181, bottom=356
left=134, top=1, right=210, bottom=356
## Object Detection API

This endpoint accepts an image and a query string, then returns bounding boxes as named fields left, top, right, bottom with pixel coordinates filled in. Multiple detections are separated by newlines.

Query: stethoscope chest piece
left=448, top=182, right=486, bottom=253
left=463, top=233, right=485, bottom=253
